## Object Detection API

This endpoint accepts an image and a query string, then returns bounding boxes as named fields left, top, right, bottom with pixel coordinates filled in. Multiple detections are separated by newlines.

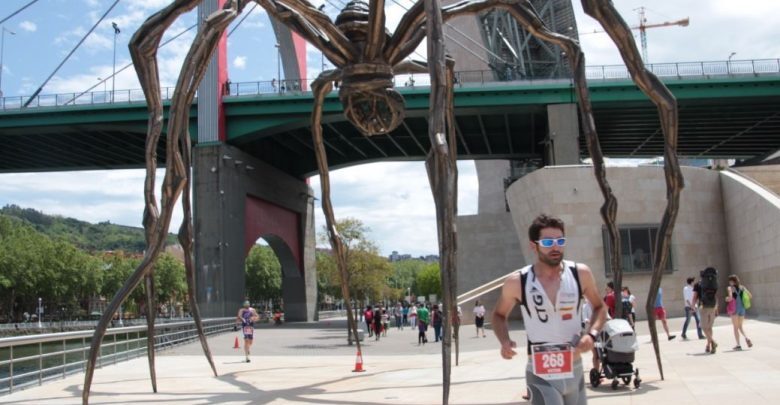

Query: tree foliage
left=0, top=211, right=189, bottom=322
left=416, top=262, right=442, bottom=300
left=1, top=204, right=176, bottom=253
left=316, top=218, right=393, bottom=303
left=245, top=244, right=282, bottom=302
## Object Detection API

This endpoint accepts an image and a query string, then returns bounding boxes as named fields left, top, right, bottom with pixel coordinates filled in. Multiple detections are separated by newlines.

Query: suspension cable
left=0, top=0, right=40, bottom=25
left=24, top=0, right=122, bottom=107
left=65, top=22, right=198, bottom=105
left=228, top=2, right=258, bottom=37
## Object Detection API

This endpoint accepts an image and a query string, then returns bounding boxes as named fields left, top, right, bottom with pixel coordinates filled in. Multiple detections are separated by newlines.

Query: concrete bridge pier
left=193, top=143, right=317, bottom=321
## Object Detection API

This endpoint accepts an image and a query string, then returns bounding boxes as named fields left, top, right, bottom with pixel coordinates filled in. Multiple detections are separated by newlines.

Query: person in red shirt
left=603, top=281, right=616, bottom=319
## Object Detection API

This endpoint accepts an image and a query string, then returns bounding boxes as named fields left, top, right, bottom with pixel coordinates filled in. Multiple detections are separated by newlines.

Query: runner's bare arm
left=576, top=264, right=606, bottom=353
left=492, top=272, right=522, bottom=359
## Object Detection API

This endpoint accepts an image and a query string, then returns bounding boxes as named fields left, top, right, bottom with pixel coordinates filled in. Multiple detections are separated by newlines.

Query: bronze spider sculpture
left=82, top=0, right=683, bottom=403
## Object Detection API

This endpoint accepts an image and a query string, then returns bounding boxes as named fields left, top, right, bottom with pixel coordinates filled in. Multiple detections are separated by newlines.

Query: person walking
left=620, top=286, right=634, bottom=328
left=693, top=267, right=719, bottom=354
left=417, top=303, right=429, bottom=345
left=474, top=300, right=487, bottom=338
left=654, top=287, right=676, bottom=341
left=681, top=277, right=704, bottom=340
left=364, top=305, right=374, bottom=337
left=493, top=214, right=607, bottom=405
left=236, top=300, right=259, bottom=363
left=432, top=304, right=443, bottom=342
left=402, top=303, right=409, bottom=329
left=409, top=303, right=418, bottom=330
left=394, top=302, right=403, bottom=330
left=726, top=275, right=753, bottom=350
left=373, top=306, right=383, bottom=341
left=603, top=282, right=616, bottom=319
left=381, top=307, right=389, bottom=337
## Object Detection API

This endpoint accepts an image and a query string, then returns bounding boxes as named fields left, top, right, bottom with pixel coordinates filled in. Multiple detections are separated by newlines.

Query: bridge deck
left=4, top=315, right=780, bottom=404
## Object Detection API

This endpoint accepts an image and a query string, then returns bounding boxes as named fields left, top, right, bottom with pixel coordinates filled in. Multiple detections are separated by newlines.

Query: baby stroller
left=589, top=318, right=641, bottom=390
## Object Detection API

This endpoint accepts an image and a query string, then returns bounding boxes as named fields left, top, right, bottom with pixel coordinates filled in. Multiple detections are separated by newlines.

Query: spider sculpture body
left=82, top=1, right=683, bottom=404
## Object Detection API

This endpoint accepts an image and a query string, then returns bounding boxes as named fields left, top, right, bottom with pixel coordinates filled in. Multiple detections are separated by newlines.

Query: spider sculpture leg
left=82, top=3, right=241, bottom=404
left=309, top=69, right=365, bottom=354
left=580, top=0, right=682, bottom=381
left=423, top=1, right=458, bottom=402
left=144, top=272, right=157, bottom=392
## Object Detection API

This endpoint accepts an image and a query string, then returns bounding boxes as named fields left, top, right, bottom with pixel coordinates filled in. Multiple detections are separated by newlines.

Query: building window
left=602, top=225, right=673, bottom=275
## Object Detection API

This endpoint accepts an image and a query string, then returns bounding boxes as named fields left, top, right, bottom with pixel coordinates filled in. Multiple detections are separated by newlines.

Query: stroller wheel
left=622, top=376, right=631, bottom=385
left=589, top=368, right=601, bottom=388
left=611, top=380, right=619, bottom=390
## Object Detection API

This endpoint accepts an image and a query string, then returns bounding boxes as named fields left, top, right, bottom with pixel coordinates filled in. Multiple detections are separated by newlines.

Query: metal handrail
left=1, top=58, right=778, bottom=111
left=0, top=317, right=234, bottom=395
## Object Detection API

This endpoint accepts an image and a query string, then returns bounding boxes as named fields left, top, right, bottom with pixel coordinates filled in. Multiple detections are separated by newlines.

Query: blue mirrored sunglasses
left=536, top=238, right=566, bottom=248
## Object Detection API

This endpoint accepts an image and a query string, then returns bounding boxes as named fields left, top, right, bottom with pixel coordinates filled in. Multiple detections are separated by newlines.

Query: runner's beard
left=538, top=250, right=564, bottom=266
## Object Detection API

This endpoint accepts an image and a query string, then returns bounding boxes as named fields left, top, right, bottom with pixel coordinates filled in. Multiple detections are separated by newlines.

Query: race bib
left=531, top=343, right=574, bottom=380
left=243, top=326, right=253, bottom=335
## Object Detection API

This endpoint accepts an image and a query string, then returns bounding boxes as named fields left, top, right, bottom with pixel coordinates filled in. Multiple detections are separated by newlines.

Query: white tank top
left=520, top=260, right=582, bottom=346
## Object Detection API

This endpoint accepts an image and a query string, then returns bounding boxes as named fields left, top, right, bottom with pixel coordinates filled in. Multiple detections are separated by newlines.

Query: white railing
left=0, top=317, right=234, bottom=395
left=1, top=59, right=778, bottom=111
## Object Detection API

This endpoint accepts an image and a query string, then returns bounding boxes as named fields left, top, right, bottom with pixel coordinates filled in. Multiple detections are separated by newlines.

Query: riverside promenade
left=3, top=314, right=780, bottom=404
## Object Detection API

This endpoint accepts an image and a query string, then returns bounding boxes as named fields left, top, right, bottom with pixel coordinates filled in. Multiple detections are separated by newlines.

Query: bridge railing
left=0, top=317, right=234, bottom=395
left=2, top=59, right=778, bottom=111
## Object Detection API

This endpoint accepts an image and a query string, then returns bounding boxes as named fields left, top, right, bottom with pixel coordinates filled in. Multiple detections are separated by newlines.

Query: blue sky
left=1, top=0, right=779, bottom=256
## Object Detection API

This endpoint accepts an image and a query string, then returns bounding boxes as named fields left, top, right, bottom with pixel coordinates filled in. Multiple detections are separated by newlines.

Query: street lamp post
left=275, top=43, right=281, bottom=94
left=727, top=52, right=737, bottom=75
left=37, top=297, right=43, bottom=328
left=111, top=22, right=120, bottom=103
left=118, top=304, right=124, bottom=326
left=0, top=26, right=16, bottom=100
left=97, top=77, right=107, bottom=100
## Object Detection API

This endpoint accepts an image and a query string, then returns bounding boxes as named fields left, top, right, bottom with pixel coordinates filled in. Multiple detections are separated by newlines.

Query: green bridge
left=1, top=70, right=779, bottom=177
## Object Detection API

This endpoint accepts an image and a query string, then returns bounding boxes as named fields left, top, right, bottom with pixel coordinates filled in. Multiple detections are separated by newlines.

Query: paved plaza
left=4, top=314, right=780, bottom=404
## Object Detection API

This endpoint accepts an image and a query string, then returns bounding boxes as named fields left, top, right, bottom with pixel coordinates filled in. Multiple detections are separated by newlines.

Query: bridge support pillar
left=546, top=103, right=580, bottom=165
left=193, top=143, right=317, bottom=321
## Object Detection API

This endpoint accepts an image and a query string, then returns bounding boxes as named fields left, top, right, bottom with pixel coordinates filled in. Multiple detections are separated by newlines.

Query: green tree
left=316, top=218, right=393, bottom=303
left=153, top=253, right=187, bottom=311
left=245, top=244, right=282, bottom=302
left=390, top=259, right=427, bottom=299
left=416, top=262, right=441, bottom=300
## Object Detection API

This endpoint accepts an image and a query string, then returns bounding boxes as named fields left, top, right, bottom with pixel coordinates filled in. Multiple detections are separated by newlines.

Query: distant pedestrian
left=726, top=275, right=753, bottom=350
left=681, top=277, right=704, bottom=340
left=373, top=307, right=382, bottom=341
left=381, top=307, right=389, bottom=337
left=623, top=286, right=637, bottom=326
left=417, top=304, right=429, bottom=345
left=394, top=302, right=403, bottom=330
left=409, top=304, right=418, bottom=330
left=654, top=287, right=676, bottom=341
left=603, top=281, right=616, bottom=319
left=402, top=304, right=409, bottom=329
left=432, top=304, right=443, bottom=342
left=473, top=300, right=486, bottom=338
left=364, top=306, right=374, bottom=337
left=694, top=267, right=720, bottom=354
left=620, top=287, right=635, bottom=328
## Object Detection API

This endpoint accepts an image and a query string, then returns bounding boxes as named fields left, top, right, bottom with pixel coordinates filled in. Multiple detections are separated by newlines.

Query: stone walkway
left=4, top=315, right=780, bottom=404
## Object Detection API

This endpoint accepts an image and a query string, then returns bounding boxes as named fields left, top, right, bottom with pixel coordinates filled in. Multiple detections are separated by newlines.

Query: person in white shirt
left=493, top=214, right=606, bottom=405
left=473, top=300, right=487, bottom=338
left=681, top=277, right=704, bottom=340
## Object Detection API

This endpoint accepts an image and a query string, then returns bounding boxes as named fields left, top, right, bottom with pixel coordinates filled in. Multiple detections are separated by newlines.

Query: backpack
left=699, top=267, right=718, bottom=307
left=741, top=287, right=752, bottom=309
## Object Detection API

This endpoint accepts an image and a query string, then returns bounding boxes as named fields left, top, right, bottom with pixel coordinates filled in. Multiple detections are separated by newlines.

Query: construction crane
left=580, top=6, right=689, bottom=63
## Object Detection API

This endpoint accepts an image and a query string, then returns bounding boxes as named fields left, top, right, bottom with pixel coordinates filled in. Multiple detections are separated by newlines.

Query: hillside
left=0, top=204, right=177, bottom=252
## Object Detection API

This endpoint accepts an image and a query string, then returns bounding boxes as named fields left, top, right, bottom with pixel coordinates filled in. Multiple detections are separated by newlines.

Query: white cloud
left=19, top=21, right=37, bottom=32
left=233, top=55, right=247, bottom=69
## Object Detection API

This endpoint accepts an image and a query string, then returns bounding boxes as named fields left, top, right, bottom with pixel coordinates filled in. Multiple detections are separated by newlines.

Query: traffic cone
left=233, top=336, right=240, bottom=349
left=352, top=349, right=365, bottom=372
